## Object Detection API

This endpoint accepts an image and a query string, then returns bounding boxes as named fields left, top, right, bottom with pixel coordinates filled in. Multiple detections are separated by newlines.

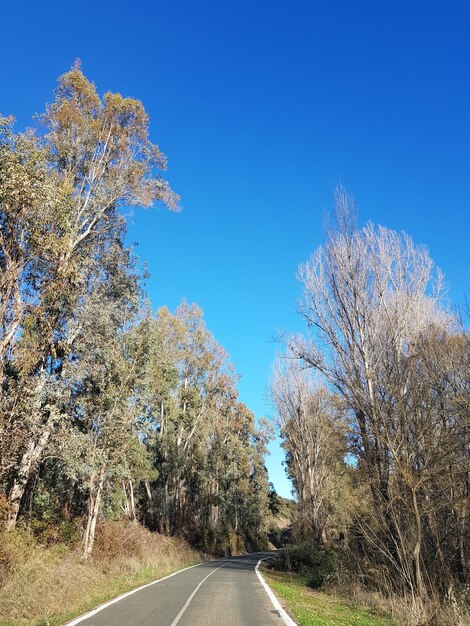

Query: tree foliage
left=0, top=66, right=270, bottom=558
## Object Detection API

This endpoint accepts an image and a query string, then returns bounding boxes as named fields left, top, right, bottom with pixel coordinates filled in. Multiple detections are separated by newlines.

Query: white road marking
left=64, top=560, right=209, bottom=625
left=65, top=555, right=286, bottom=626
left=256, top=558, right=298, bottom=626
left=169, top=562, right=227, bottom=625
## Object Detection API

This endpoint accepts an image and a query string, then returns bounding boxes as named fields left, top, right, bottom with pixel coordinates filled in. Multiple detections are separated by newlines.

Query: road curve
left=67, top=552, right=291, bottom=626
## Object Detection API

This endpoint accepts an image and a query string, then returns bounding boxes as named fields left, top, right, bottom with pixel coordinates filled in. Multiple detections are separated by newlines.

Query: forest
left=0, top=65, right=469, bottom=626
left=0, top=64, right=271, bottom=573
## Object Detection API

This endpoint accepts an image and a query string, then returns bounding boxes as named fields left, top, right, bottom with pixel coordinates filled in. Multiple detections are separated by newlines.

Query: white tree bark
left=5, top=429, right=51, bottom=531
left=82, top=471, right=105, bottom=559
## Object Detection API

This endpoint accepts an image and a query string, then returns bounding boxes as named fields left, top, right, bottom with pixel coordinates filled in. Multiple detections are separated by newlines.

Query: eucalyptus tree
left=135, top=302, right=226, bottom=534
left=1, top=63, right=178, bottom=530
left=0, top=118, right=67, bottom=527
left=61, top=237, right=151, bottom=557
left=0, top=117, right=57, bottom=384
left=1, top=64, right=272, bottom=555
left=131, top=302, right=270, bottom=550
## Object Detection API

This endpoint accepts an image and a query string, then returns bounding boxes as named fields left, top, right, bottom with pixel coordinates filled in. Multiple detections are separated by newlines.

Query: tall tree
left=271, top=360, right=344, bottom=545
left=290, top=189, right=468, bottom=615
left=1, top=63, right=178, bottom=530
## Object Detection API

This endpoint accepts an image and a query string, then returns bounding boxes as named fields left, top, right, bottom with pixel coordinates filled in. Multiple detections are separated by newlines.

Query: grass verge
left=0, top=521, right=202, bottom=626
left=263, top=569, right=393, bottom=626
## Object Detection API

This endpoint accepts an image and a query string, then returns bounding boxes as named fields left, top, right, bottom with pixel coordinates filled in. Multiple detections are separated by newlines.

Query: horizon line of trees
left=0, top=64, right=271, bottom=558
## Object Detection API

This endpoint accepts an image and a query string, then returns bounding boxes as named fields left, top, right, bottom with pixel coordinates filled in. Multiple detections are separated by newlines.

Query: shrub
left=268, top=542, right=334, bottom=589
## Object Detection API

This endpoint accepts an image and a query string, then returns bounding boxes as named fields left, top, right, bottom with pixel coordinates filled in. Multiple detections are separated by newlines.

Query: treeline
left=0, top=65, right=269, bottom=558
left=272, top=190, right=469, bottom=624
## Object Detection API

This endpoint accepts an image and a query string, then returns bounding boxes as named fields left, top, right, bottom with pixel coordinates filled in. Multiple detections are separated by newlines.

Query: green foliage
left=0, top=64, right=273, bottom=561
left=268, top=484, right=281, bottom=515
left=268, top=542, right=334, bottom=589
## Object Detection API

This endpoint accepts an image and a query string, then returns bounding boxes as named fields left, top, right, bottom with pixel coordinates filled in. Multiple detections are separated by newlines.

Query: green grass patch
left=263, top=570, right=392, bottom=626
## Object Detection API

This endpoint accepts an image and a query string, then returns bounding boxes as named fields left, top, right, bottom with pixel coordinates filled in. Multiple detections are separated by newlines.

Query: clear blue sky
left=2, top=0, right=469, bottom=498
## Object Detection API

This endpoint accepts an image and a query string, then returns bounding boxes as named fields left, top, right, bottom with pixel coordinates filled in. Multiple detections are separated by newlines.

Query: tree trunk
left=5, top=430, right=51, bottom=531
left=411, top=486, right=425, bottom=601
left=210, top=481, right=220, bottom=528
left=143, top=480, right=156, bottom=529
left=128, top=479, right=136, bottom=521
left=121, top=480, right=130, bottom=518
left=82, top=471, right=104, bottom=559
left=160, top=480, right=170, bottom=535
left=121, top=480, right=137, bottom=521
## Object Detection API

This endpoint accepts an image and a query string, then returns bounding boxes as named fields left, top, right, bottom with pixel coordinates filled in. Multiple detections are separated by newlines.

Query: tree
left=290, top=188, right=467, bottom=616
left=130, top=302, right=271, bottom=552
left=1, top=63, right=179, bottom=531
left=271, top=359, right=345, bottom=544
left=61, top=240, right=146, bottom=557
left=0, top=64, right=273, bottom=561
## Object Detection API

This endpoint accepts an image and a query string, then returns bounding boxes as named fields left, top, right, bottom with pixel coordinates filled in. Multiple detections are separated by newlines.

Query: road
left=68, top=552, right=293, bottom=626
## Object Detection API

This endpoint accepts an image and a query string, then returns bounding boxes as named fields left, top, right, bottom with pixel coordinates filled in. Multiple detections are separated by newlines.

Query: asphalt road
left=69, top=552, right=290, bottom=626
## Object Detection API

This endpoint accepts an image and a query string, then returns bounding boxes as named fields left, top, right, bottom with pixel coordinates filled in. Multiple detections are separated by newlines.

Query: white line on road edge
left=256, top=558, right=298, bottom=626
left=169, top=562, right=226, bottom=625
left=64, top=560, right=210, bottom=625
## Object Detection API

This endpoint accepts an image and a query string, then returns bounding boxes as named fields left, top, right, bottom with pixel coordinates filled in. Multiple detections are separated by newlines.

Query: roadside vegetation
left=0, top=521, right=201, bottom=625
left=267, top=491, right=296, bottom=548
left=0, top=63, right=468, bottom=626
left=270, top=190, right=469, bottom=625
left=264, top=569, right=392, bottom=626
left=0, top=65, right=273, bottom=623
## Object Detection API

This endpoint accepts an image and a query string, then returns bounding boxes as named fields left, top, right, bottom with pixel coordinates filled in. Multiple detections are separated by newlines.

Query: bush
left=268, top=542, right=333, bottom=589
left=268, top=525, right=292, bottom=548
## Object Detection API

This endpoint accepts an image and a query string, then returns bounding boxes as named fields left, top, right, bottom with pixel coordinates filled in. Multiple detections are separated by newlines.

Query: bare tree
left=271, top=358, right=343, bottom=545
left=291, top=188, right=463, bottom=616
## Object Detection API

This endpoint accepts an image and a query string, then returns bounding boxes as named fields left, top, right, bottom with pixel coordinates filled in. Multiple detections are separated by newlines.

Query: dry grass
left=325, top=580, right=470, bottom=626
left=0, top=521, right=202, bottom=626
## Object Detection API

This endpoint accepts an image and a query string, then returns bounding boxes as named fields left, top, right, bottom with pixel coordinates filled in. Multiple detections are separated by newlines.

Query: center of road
left=64, top=553, right=293, bottom=626
left=169, top=562, right=227, bottom=626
